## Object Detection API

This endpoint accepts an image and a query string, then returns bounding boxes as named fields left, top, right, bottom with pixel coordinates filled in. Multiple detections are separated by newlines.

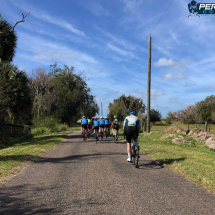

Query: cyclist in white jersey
left=123, top=109, right=141, bottom=162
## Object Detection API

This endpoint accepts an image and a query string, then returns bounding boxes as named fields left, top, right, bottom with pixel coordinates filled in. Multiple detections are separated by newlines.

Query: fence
left=0, top=124, right=31, bottom=143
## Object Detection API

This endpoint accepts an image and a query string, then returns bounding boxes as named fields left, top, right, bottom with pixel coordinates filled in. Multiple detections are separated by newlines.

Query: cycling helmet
left=114, top=115, right=117, bottom=119
left=82, top=116, right=86, bottom=118
left=101, top=116, right=104, bottom=119
left=130, top=109, right=137, bottom=115
left=105, top=117, right=107, bottom=119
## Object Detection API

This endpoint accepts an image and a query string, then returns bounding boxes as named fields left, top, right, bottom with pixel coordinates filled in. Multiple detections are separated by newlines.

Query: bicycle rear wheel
left=133, top=145, right=139, bottom=168
left=83, top=128, right=86, bottom=141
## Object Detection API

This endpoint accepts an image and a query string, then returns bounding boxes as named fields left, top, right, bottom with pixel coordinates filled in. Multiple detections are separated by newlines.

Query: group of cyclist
left=81, top=116, right=119, bottom=140
left=81, top=109, right=140, bottom=162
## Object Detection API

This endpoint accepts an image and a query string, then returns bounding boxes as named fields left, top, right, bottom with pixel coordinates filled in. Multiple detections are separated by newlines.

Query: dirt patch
left=172, top=137, right=194, bottom=146
left=159, top=134, right=175, bottom=140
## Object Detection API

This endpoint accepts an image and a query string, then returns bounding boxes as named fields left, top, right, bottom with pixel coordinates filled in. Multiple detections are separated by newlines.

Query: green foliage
left=0, top=14, right=17, bottom=62
left=29, top=63, right=99, bottom=123
left=165, top=111, right=175, bottom=124
left=149, top=109, right=162, bottom=124
left=108, top=94, right=145, bottom=121
left=195, top=95, right=215, bottom=122
left=0, top=62, right=33, bottom=124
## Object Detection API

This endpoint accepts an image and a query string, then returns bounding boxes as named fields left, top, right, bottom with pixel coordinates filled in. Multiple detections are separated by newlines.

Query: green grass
left=0, top=124, right=80, bottom=183
left=118, top=128, right=215, bottom=194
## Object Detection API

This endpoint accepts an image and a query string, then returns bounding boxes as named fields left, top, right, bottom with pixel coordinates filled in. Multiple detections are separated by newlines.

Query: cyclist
left=104, top=117, right=109, bottom=136
left=99, top=116, right=105, bottom=137
left=88, top=118, right=92, bottom=132
left=108, top=117, right=111, bottom=135
left=81, top=116, right=88, bottom=138
left=112, top=116, right=119, bottom=139
left=123, top=109, right=141, bottom=162
left=93, top=117, right=100, bottom=139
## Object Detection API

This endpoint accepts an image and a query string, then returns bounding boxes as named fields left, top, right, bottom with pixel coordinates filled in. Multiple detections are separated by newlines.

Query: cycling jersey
left=94, top=121, right=99, bottom=126
left=105, top=120, right=109, bottom=125
left=99, top=119, right=105, bottom=125
left=123, top=115, right=140, bottom=128
left=81, top=119, right=88, bottom=125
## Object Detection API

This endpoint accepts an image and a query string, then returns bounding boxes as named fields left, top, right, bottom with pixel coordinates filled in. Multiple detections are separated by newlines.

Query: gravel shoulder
left=1, top=131, right=215, bottom=215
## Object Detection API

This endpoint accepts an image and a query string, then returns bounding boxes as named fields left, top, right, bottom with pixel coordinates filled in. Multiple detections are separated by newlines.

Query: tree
left=0, top=14, right=17, bottom=62
left=30, top=63, right=99, bottom=123
left=165, top=111, right=175, bottom=124
left=195, top=95, right=215, bottom=122
left=211, top=112, right=215, bottom=123
left=150, top=109, right=162, bottom=125
left=29, top=68, right=52, bottom=119
left=108, top=94, right=145, bottom=122
left=0, top=62, right=32, bottom=124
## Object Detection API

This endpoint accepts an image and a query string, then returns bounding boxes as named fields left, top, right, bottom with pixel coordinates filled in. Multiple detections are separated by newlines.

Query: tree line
left=166, top=95, right=215, bottom=125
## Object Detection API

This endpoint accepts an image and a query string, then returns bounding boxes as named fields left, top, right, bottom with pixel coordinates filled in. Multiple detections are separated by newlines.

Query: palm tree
left=0, top=14, right=17, bottom=62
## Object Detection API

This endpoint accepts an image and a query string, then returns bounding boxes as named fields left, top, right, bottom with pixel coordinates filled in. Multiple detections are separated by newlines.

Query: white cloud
left=204, top=85, right=215, bottom=91
left=10, top=2, right=86, bottom=37
left=169, top=97, right=179, bottom=103
left=154, top=58, right=175, bottom=67
left=154, top=58, right=191, bottom=70
left=163, top=72, right=186, bottom=80
left=151, top=89, right=165, bottom=100
left=107, top=43, right=134, bottom=57
left=183, top=82, right=196, bottom=87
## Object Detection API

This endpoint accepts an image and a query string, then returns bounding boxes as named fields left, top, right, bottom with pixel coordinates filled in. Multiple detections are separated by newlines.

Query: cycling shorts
left=99, top=124, right=104, bottom=129
left=125, top=126, right=138, bottom=143
left=105, top=124, right=109, bottom=128
left=113, top=124, right=119, bottom=130
left=82, top=124, right=87, bottom=130
left=93, top=126, right=99, bottom=131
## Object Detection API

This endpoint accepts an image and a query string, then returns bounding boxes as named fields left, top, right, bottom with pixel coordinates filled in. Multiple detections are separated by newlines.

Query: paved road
left=1, top=131, right=215, bottom=215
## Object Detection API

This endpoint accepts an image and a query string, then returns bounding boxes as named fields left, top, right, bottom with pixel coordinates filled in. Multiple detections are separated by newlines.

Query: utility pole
left=147, top=35, right=151, bottom=133
left=101, top=102, right=103, bottom=116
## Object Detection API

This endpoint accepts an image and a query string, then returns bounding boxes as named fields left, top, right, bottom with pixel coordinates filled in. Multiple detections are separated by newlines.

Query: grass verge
left=0, top=124, right=80, bottom=183
left=118, top=129, right=215, bottom=194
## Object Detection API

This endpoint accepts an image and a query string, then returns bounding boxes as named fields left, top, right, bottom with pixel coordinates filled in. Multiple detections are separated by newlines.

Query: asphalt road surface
left=1, top=131, right=215, bottom=215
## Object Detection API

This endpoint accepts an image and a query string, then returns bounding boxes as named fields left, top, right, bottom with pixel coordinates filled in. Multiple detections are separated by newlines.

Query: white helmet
left=114, top=115, right=117, bottom=119
left=82, top=116, right=86, bottom=118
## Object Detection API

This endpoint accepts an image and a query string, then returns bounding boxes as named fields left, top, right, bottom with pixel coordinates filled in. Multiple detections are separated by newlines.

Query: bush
left=32, top=117, right=59, bottom=132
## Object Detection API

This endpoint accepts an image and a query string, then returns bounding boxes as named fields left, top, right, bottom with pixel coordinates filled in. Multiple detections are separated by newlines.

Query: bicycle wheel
left=133, top=144, right=139, bottom=168
left=83, top=128, right=85, bottom=141
left=105, top=129, right=107, bottom=138
left=115, top=130, right=117, bottom=144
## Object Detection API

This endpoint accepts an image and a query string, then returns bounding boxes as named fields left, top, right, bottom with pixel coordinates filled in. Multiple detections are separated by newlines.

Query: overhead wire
left=109, top=0, right=176, bottom=99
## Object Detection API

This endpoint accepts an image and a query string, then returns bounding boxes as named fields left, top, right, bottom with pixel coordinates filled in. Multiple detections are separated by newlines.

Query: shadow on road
left=0, top=184, right=64, bottom=215
left=138, top=157, right=186, bottom=170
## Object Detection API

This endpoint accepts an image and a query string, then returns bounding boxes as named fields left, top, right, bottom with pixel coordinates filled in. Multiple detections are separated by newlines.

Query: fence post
left=205, top=121, right=207, bottom=132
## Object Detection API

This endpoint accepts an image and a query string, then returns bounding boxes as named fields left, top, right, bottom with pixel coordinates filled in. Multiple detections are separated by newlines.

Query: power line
left=109, top=0, right=176, bottom=98
left=111, top=12, right=190, bottom=99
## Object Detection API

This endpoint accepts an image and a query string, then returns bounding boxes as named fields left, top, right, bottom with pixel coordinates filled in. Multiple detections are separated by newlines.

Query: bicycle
left=104, top=127, right=109, bottom=138
left=95, top=129, right=99, bottom=144
left=86, top=128, right=91, bottom=140
left=100, top=129, right=104, bottom=141
left=82, top=127, right=87, bottom=141
left=113, top=129, right=118, bottom=144
left=131, top=133, right=139, bottom=168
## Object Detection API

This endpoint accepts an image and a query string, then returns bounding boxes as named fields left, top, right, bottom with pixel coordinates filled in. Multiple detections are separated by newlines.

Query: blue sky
left=1, top=0, right=215, bottom=118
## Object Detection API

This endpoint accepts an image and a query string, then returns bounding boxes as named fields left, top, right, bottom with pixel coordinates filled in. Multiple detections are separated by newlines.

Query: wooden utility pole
left=147, top=35, right=151, bottom=133
left=101, top=102, right=103, bottom=116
